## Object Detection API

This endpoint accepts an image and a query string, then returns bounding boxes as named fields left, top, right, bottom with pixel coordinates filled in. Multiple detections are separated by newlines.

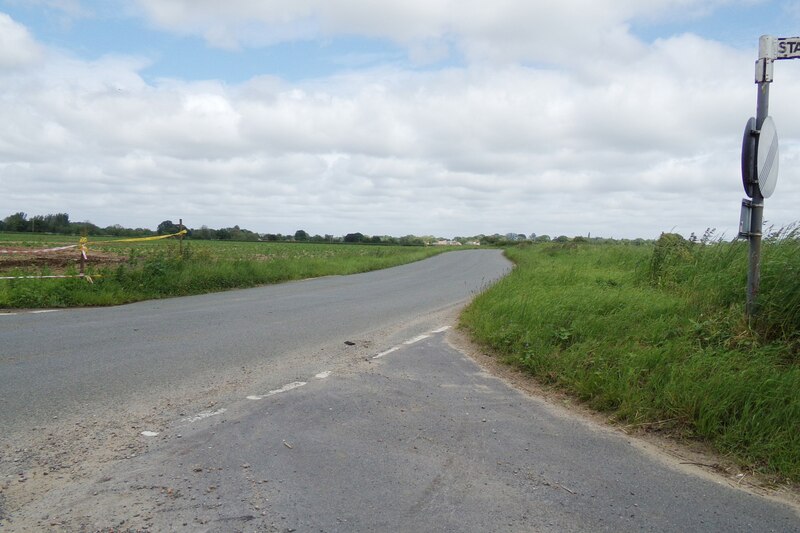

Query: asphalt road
left=0, top=249, right=510, bottom=430
left=12, top=329, right=800, bottom=532
left=2, top=249, right=799, bottom=531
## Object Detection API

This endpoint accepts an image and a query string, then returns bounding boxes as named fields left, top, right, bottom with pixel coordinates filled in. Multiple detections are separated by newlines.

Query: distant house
left=433, top=240, right=463, bottom=246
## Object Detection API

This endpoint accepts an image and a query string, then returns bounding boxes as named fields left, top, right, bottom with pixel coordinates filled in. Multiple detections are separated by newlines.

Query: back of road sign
left=755, top=116, right=779, bottom=198
left=741, top=117, right=756, bottom=197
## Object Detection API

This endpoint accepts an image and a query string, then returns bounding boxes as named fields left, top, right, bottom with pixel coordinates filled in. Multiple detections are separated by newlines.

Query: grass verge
left=460, top=236, right=800, bottom=482
left=0, top=240, right=448, bottom=308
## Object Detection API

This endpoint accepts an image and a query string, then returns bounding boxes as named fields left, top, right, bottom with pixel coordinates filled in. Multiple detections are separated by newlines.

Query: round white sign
left=756, top=116, right=779, bottom=198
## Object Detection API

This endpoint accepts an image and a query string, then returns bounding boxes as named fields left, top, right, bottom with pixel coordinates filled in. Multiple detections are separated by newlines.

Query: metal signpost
left=740, top=35, right=799, bottom=318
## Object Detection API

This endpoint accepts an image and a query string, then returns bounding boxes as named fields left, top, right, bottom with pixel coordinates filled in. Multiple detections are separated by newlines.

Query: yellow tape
left=94, top=229, right=188, bottom=245
left=0, top=229, right=185, bottom=281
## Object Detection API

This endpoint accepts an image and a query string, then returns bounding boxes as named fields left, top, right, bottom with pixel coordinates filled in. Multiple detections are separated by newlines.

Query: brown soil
left=0, top=249, right=127, bottom=274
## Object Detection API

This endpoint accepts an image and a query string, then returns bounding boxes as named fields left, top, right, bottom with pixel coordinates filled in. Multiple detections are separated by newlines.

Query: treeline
left=0, top=212, right=156, bottom=237
left=1, top=212, right=655, bottom=246
left=0, top=213, right=432, bottom=245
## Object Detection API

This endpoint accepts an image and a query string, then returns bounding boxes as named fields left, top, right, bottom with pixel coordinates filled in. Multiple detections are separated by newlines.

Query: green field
left=461, top=234, right=800, bottom=482
left=0, top=233, right=450, bottom=308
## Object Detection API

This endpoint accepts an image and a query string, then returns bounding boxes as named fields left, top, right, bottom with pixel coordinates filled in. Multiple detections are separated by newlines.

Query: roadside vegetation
left=0, top=236, right=449, bottom=308
left=461, top=228, right=800, bottom=482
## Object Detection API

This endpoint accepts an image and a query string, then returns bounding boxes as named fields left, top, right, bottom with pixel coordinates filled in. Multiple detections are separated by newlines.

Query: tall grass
left=461, top=235, right=800, bottom=481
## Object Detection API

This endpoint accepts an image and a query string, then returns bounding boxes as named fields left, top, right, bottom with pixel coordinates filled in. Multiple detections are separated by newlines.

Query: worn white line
left=315, top=371, right=332, bottom=379
left=247, top=381, right=307, bottom=401
left=140, top=431, right=159, bottom=437
left=373, top=346, right=401, bottom=359
left=404, top=334, right=430, bottom=345
left=431, top=326, right=451, bottom=333
left=30, top=310, right=58, bottom=314
left=183, top=408, right=226, bottom=423
left=0, top=313, right=18, bottom=317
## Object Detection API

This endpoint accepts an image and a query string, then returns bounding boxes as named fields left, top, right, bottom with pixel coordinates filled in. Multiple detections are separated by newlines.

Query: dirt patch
left=0, top=248, right=127, bottom=275
left=446, top=325, right=800, bottom=515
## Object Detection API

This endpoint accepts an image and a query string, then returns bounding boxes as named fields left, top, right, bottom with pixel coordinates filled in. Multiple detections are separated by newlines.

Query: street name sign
left=777, top=37, right=800, bottom=59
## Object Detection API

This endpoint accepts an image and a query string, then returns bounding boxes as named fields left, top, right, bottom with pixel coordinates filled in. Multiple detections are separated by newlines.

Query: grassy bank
left=461, top=234, right=800, bottom=481
left=0, top=237, right=448, bottom=308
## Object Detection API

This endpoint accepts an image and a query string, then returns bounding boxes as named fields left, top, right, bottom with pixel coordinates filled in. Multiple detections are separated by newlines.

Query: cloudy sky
left=1, top=1, right=799, bottom=239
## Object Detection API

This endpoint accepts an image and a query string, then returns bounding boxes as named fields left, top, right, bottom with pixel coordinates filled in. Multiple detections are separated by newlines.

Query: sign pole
left=742, top=35, right=798, bottom=317
left=746, top=36, right=774, bottom=317
left=747, top=76, right=768, bottom=317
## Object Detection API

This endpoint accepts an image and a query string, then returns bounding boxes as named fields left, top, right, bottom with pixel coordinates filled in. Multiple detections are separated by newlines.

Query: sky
left=1, top=1, right=799, bottom=239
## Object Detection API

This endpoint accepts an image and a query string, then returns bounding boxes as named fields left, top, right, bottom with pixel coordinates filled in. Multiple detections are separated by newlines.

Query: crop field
left=461, top=233, right=800, bottom=482
left=0, top=233, right=448, bottom=308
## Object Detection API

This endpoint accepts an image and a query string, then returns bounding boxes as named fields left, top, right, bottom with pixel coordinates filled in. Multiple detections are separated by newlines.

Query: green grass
left=461, top=236, right=800, bottom=482
left=0, top=236, right=450, bottom=308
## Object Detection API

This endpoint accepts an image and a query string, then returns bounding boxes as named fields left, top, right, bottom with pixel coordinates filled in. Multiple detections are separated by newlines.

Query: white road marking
left=247, top=381, right=307, bottom=400
left=30, top=310, right=58, bottom=314
left=0, top=313, right=18, bottom=316
left=373, top=346, right=400, bottom=359
left=403, top=334, right=430, bottom=345
left=315, top=371, right=332, bottom=379
left=374, top=327, right=450, bottom=359
left=140, top=431, right=159, bottom=437
left=184, top=408, right=226, bottom=423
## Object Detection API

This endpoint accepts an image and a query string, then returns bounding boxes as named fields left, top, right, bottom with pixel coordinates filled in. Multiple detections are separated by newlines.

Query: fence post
left=79, top=237, right=87, bottom=276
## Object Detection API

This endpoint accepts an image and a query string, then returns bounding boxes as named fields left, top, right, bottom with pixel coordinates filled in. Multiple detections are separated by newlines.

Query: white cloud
left=132, top=0, right=727, bottom=62
left=0, top=12, right=44, bottom=68
left=1, top=6, right=799, bottom=238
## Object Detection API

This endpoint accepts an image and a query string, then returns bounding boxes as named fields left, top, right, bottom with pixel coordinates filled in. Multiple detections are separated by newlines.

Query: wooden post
left=79, top=237, right=87, bottom=276
left=179, top=218, right=184, bottom=257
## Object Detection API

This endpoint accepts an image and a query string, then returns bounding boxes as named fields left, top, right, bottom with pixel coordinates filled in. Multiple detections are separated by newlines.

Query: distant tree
left=192, top=225, right=215, bottom=240
left=104, top=224, right=126, bottom=237
left=294, top=229, right=309, bottom=241
left=4, top=212, right=29, bottom=232
left=72, top=221, right=101, bottom=235
left=42, top=213, right=70, bottom=233
left=344, top=232, right=365, bottom=243
left=534, top=235, right=551, bottom=243
left=398, top=235, right=424, bottom=246
left=157, top=220, right=180, bottom=235
left=480, top=234, right=504, bottom=245
left=554, top=235, right=569, bottom=243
